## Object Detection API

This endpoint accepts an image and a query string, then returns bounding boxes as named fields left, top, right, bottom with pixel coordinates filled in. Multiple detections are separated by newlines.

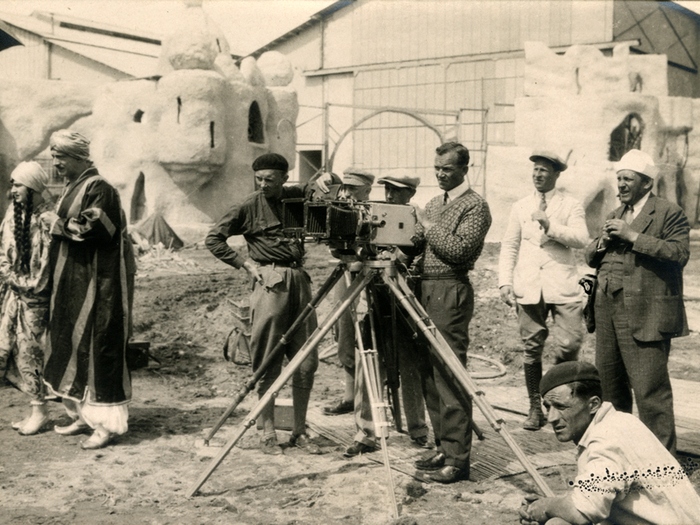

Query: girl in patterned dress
left=0, top=162, right=53, bottom=435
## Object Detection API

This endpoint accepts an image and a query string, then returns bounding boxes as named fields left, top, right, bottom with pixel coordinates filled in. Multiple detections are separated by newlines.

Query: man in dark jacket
left=585, top=149, right=689, bottom=454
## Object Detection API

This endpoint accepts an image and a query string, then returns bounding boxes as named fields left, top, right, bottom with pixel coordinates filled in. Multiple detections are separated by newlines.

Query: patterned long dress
left=0, top=203, right=53, bottom=400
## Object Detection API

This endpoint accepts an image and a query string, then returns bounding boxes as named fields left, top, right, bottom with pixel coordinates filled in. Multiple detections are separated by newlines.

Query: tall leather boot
left=523, top=362, right=545, bottom=431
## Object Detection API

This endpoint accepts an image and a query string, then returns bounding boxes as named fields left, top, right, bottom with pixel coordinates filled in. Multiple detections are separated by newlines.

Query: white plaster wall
left=0, top=5, right=301, bottom=243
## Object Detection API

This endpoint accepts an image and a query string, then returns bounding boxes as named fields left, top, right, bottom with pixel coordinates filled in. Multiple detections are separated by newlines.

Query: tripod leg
left=187, top=269, right=374, bottom=498
left=354, top=282, right=399, bottom=518
left=383, top=272, right=555, bottom=498
left=203, top=263, right=346, bottom=446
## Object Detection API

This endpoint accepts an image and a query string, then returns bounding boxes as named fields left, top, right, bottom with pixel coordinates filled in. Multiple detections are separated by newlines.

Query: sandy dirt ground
left=2, top=241, right=700, bottom=525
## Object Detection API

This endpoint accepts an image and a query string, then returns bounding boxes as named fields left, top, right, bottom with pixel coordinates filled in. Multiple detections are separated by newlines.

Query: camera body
left=282, top=198, right=418, bottom=250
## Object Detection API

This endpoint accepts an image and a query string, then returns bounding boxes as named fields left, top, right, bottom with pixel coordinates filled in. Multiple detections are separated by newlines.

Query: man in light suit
left=499, top=150, right=589, bottom=430
left=585, top=149, right=689, bottom=454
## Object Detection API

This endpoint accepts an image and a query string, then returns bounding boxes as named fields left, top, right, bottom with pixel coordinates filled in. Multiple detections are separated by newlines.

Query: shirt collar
left=628, top=191, right=650, bottom=219
left=535, top=187, right=556, bottom=203
left=446, top=179, right=471, bottom=201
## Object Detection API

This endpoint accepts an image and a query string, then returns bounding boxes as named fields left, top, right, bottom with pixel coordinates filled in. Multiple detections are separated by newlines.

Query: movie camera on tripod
left=281, top=197, right=419, bottom=254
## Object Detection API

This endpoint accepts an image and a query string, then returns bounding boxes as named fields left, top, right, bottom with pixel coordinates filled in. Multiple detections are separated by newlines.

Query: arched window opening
left=248, top=101, right=264, bottom=144
left=609, top=113, right=643, bottom=162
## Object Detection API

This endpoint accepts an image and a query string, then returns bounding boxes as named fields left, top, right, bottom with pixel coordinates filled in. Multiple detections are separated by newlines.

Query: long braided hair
left=13, top=188, right=34, bottom=275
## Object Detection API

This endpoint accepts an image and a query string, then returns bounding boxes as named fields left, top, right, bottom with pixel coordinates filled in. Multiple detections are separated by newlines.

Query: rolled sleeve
left=206, top=204, right=247, bottom=269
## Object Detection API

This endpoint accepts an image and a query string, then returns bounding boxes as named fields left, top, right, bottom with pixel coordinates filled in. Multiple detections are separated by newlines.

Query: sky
left=0, top=0, right=332, bottom=55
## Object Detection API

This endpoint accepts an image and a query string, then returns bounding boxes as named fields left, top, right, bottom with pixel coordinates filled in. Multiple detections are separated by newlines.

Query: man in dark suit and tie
left=585, top=149, right=690, bottom=454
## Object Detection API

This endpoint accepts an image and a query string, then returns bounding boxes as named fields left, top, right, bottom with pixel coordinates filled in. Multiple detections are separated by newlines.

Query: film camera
left=281, top=198, right=418, bottom=251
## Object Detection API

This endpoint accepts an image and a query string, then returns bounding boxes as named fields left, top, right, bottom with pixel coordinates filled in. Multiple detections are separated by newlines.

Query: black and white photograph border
left=1, top=1, right=700, bottom=524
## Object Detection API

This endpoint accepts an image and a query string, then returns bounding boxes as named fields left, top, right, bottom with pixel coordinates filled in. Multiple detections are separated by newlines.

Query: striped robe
left=43, top=167, right=132, bottom=405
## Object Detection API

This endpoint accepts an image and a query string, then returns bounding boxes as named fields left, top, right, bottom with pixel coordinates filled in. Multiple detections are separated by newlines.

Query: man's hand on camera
left=315, top=172, right=336, bottom=194
left=416, top=207, right=434, bottom=231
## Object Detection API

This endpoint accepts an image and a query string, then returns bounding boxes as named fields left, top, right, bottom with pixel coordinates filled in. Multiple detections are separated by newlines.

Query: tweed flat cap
left=616, top=149, right=658, bottom=180
left=529, top=150, right=568, bottom=172
left=342, top=167, right=375, bottom=187
left=540, top=361, right=600, bottom=396
left=377, top=169, right=420, bottom=190
left=252, top=153, right=289, bottom=172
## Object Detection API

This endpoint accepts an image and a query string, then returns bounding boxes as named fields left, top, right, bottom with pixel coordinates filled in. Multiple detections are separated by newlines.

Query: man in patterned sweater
left=412, top=142, right=492, bottom=483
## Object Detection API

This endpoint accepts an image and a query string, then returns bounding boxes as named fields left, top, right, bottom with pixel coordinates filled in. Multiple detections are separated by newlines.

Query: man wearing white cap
left=499, top=150, right=589, bottom=431
left=585, top=149, right=690, bottom=454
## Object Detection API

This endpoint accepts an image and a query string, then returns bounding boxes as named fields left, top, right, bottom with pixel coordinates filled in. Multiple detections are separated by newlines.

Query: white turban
left=11, top=161, right=49, bottom=194
left=49, top=129, right=91, bottom=161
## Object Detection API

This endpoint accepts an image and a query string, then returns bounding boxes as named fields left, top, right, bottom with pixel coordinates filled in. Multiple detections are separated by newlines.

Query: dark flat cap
left=530, top=149, right=567, bottom=172
left=377, top=169, right=420, bottom=190
left=540, top=361, right=600, bottom=396
left=252, top=153, right=289, bottom=172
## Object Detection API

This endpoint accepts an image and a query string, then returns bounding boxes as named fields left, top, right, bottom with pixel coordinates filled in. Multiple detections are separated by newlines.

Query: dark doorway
left=131, top=172, right=147, bottom=224
left=298, top=150, right=322, bottom=184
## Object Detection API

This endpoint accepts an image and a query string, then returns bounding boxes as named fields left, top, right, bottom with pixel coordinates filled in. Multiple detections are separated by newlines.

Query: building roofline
left=31, top=10, right=163, bottom=44
left=665, top=1, right=700, bottom=23
left=241, top=0, right=353, bottom=61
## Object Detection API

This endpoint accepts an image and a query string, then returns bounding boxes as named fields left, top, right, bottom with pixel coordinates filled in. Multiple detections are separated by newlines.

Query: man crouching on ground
left=519, top=361, right=700, bottom=525
left=206, top=153, right=327, bottom=456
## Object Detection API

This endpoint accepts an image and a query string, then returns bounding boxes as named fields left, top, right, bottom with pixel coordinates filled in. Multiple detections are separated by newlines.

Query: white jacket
left=498, top=189, right=590, bottom=305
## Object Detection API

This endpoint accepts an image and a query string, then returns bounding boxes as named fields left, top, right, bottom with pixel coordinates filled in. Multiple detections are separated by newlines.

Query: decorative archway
left=327, top=108, right=445, bottom=173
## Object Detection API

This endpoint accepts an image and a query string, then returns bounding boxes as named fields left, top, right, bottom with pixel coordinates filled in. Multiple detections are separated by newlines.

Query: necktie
left=539, top=192, right=547, bottom=211
left=443, top=192, right=449, bottom=205
left=623, top=205, right=634, bottom=224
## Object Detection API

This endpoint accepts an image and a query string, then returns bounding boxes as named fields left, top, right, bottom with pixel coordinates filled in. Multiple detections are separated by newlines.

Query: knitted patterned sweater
left=414, top=188, right=491, bottom=277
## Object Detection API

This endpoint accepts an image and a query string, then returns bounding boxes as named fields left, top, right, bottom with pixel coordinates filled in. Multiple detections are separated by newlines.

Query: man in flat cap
left=324, top=167, right=384, bottom=456
left=374, top=170, right=430, bottom=447
left=43, top=129, right=135, bottom=449
left=499, top=150, right=589, bottom=431
left=585, top=149, right=690, bottom=454
left=377, top=171, right=420, bottom=206
left=412, top=142, right=491, bottom=483
left=519, top=361, right=700, bottom=525
left=207, top=152, right=330, bottom=455
left=337, top=167, right=375, bottom=202
left=324, top=167, right=376, bottom=418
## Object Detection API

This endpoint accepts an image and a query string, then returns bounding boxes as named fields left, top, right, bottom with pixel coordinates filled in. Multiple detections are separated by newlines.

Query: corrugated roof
left=46, top=38, right=159, bottom=77
left=0, top=10, right=161, bottom=77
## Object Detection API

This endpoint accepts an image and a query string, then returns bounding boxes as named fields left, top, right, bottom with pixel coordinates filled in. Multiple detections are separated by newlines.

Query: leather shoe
left=343, top=441, right=376, bottom=457
left=18, top=415, right=51, bottom=436
left=289, top=433, right=322, bottom=455
left=426, top=465, right=469, bottom=484
left=414, top=452, right=445, bottom=471
left=323, top=399, right=353, bottom=416
left=411, top=435, right=429, bottom=448
left=80, top=430, right=112, bottom=450
left=260, top=436, right=283, bottom=455
left=54, top=420, right=90, bottom=436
